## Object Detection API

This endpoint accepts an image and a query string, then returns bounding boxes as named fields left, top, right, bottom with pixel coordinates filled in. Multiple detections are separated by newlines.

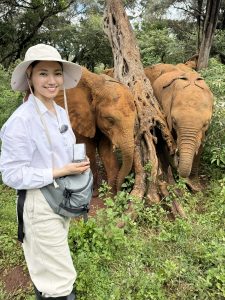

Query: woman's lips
left=46, top=86, right=58, bottom=92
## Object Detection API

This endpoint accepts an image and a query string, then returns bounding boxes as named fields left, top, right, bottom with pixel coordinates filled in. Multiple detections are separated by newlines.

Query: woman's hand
left=53, top=157, right=90, bottom=178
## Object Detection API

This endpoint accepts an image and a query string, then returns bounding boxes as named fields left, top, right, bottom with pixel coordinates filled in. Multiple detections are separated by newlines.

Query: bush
left=0, top=65, right=22, bottom=129
left=201, top=59, right=225, bottom=174
left=66, top=179, right=225, bottom=300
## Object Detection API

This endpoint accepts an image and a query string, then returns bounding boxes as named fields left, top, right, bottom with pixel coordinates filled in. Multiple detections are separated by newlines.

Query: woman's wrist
left=53, top=168, right=66, bottom=179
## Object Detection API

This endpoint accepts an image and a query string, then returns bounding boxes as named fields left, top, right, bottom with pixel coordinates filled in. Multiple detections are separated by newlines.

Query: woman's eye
left=40, top=72, right=47, bottom=76
left=56, top=72, right=63, bottom=76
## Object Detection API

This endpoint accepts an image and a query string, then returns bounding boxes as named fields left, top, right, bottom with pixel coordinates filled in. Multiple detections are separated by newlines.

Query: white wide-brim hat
left=11, top=44, right=82, bottom=91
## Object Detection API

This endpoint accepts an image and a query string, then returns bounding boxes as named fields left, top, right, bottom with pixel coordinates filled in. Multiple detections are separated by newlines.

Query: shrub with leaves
left=0, top=64, right=22, bottom=129
left=200, top=59, right=225, bottom=173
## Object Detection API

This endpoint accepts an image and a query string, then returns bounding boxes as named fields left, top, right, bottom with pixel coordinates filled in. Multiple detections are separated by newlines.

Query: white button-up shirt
left=0, top=94, right=76, bottom=190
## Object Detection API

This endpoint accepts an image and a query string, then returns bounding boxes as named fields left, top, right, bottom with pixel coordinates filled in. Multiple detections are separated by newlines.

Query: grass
left=1, top=178, right=224, bottom=299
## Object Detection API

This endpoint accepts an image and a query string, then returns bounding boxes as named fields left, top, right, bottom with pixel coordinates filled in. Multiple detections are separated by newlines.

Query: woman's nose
left=48, top=74, right=57, bottom=84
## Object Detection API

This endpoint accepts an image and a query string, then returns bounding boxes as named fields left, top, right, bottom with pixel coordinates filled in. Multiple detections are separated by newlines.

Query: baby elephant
left=151, top=69, right=213, bottom=186
left=55, top=67, right=136, bottom=196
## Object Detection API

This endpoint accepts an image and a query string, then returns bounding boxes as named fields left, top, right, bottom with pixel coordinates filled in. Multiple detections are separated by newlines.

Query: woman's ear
left=26, top=65, right=32, bottom=80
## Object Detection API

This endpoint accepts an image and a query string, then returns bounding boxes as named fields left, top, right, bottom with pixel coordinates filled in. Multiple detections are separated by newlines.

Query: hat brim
left=11, top=59, right=82, bottom=91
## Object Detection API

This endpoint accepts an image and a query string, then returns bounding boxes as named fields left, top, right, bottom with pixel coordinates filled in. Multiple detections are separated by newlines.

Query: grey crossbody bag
left=33, top=95, right=93, bottom=219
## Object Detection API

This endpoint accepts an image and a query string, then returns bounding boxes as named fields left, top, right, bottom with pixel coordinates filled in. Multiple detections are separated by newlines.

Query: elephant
left=151, top=69, right=213, bottom=184
left=55, top=67, right=136, bottom=196
left=102, top=62, right=209, bottom=187
left=144, top=61, right=197, bottom=85
left=103, top=59, right=197, bottom=85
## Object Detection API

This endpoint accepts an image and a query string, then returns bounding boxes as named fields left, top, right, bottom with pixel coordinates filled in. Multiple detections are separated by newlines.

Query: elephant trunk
left=116, top=141, right=134, bottom=191
left=178, top=128, right=199, bottom=178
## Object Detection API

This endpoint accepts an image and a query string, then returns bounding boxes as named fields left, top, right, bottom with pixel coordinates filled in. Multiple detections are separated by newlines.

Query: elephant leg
left=98, top=135, right=119, bottom=195
left=75, top=132, right=99, bottom=197
left=186, top=145, right=203, bottom=192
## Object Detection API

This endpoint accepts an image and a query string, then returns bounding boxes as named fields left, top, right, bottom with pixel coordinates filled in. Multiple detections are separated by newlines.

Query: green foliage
left=69, top=178, right=225, bottom=299
left=121, top=173, right=135, bottom=192
left=98, top=180, right=113, bottom=198
left=135, top=20, right=195, bottom=66
left=1, top=174, right=225, bottom=299
left=75, top=14, right=113, bottom=70
left=0, top=0, right=78, bottom=68
left=200, top=59, right=225, bottom=173
left=0, top=185, right=26, bottom=271
left=137, top=27, right=170, bottom=65
left=212, top=29, right=225, bottom=55
left=0, top=65, right=22, bottom=129
left=0, top=1, right=113, bottom=71
left=0, top=0, right=224, bottom=72
left=200, top=58, right=225, bottom=99
left=143, top=161, right=153, bottom=181
left=165, top=178, right=189, bottom=205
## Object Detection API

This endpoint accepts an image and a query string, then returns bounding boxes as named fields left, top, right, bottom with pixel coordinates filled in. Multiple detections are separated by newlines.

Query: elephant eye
left=105, top=116, right=115, bottom=125
left=203, top=121, right=209, bottom=129
left=172, top=117, right=177, bottom=126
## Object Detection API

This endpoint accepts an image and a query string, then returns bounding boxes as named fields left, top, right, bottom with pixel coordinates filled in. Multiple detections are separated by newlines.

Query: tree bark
left=103, top=0, right=175, bottom=203
left=197, top=0, right=222, bottom=70
left=196, top=0, right=204, bottom=50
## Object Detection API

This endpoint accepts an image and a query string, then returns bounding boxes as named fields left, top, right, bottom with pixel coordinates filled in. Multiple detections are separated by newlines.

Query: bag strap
left=17, top=190, right=27, bottom=243
left=63, top=87, right=71, bottom=127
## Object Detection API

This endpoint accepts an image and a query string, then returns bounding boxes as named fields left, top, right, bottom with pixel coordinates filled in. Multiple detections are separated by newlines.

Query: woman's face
left=30, top=61, right=64, bottom=102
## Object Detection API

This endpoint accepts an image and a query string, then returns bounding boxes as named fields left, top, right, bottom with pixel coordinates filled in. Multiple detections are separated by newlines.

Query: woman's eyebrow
left=37, top=68, right=62, bottom=72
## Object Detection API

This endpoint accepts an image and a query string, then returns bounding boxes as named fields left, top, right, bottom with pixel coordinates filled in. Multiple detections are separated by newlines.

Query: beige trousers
left=22, top=189, right=76, bottom=297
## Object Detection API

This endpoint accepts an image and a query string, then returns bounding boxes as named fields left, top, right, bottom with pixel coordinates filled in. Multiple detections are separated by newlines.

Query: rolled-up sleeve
left=0, top=116, right=53, bottom=190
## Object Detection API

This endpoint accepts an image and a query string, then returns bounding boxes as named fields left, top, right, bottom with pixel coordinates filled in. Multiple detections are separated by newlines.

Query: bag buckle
left=63, top=188, right=72, bottom=199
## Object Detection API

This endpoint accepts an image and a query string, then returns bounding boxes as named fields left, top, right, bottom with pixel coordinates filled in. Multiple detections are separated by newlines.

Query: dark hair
left=30, top=60, right=63, bottom=70
left=30, top=60, right=41, bottom=69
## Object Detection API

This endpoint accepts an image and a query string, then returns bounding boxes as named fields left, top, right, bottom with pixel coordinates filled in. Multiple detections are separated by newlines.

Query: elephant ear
left=102, top=68, right=114, bottom=78
left=145, top=63, right=179, bottom=84
left=153, top=70, right=185, bottom=131
left=144, top=65, right=163, bottom=84
left=55, top=83, right=96, bottom=138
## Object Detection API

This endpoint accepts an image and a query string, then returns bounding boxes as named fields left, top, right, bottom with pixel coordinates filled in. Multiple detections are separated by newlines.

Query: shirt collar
left=29, top=94, right=50, bottom=115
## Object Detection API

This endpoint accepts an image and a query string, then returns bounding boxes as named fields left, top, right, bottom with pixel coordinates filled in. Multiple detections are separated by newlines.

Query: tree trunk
left=197, top=0, right=222, bottom=70
left=196, top=0, right=204, bottom=50
left=103, top=0, right=176, bottom=203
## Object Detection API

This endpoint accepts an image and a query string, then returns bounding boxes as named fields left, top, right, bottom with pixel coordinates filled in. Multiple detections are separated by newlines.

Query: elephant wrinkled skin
left=55, top=67, right=136, bottom=196
left=144, top=61, right=197, bottom=84
left=149, top=68, right=213, bottom=182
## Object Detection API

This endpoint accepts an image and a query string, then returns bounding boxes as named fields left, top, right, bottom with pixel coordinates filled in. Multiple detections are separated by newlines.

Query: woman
left=0, top=44, right=90, bottom=299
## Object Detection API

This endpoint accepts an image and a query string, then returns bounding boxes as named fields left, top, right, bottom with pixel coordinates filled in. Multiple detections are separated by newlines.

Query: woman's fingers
left=66, top=162, right=90, bottom=174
